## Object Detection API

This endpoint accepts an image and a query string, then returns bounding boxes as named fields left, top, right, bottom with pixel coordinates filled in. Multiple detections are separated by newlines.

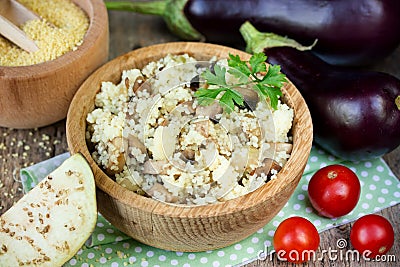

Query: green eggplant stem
left=239, top=21, right=316, bottom=54
left=396, top=96, right=400, bottom=110
left=105, top=0, right=203, bottom=41
left=105, top=1, right=167, bottom=16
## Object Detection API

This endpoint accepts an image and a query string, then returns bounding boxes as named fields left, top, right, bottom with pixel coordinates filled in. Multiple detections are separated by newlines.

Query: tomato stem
left=378, top=246, right=387, bottom=253
left=327, top=171, right=337, bottom=179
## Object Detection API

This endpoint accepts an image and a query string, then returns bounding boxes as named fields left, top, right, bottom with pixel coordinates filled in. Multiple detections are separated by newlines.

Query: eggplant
left=241, top=22, right=400, bottom=161
left=106, top=0, right=400, bottom=66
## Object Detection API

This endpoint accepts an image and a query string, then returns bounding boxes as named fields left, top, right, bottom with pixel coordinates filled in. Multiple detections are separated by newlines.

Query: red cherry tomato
left=350, top=214, right=394, bottom=258
left=273, top=216, right=320, bottom=263
left=308, top=164, right=361, bottom=218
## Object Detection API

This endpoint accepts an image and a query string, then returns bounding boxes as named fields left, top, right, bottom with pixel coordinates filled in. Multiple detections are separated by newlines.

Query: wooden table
left=1, top=7, right=399, bottom=267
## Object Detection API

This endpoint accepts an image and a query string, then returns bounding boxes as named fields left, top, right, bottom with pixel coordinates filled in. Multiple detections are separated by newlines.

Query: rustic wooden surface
left=0, top=6, right=399, bottom=266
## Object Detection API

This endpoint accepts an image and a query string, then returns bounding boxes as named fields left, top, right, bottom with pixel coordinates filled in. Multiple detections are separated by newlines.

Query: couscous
left=0, top=0, right=89, bottom=66
left=86, top=54, right=294, bottom=205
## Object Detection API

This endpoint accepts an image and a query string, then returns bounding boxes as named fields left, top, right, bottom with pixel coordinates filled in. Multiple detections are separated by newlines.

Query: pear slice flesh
left=0, top=153, right=97, bottom=266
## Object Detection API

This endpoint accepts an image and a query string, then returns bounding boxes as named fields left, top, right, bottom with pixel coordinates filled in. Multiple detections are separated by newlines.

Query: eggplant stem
left=396, top=96, right=400, bottom=110
left=240, top=21, right=317, bottom=54
left=105, top=0, right=203, bottom=41
left=105, top=1, right=167, bottom=16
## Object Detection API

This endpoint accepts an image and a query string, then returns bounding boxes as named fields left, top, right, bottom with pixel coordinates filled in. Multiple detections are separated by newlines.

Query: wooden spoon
left=0, top=0, right=39, bottom=52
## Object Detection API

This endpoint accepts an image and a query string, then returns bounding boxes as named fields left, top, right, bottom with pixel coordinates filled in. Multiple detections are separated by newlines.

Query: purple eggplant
left=106, top=0, right=400, bottom=66
left=241, top=22, right=400, bottom=161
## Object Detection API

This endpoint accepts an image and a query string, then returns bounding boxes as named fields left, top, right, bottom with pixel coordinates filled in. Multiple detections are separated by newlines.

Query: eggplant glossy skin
left=264, top=47, right=400, bottom=161
left=185, top=0, right=400, bottom=66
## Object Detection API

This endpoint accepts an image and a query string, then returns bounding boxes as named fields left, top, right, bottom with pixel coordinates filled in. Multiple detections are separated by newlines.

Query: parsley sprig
left=194, top=52, right=287, bottom=112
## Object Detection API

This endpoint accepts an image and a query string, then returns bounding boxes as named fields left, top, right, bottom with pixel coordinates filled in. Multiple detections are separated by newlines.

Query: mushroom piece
left=191, top=62, right=216, bottom=91
left=127, top=134, right=146, bottom=154
left=235, top=87, right=259, bottom=111
left=143, top=159, right=168, bottom=175
left=190, top=61, right=215, bottom=90
left=124, top=134, right=147, bottom=165
left=180, top=100, right=195, bottom=115
left=193, top=119, right=210, bottom=137
left=105, top=136, right=125, bottom=176
left=195, top=102, right=223, bottom=122
left=252, top=158, right=282, bottom=180
left=124, top=134, right=148, bottom=165
left=117, top=178, right=140, bottom=192
left=276, top=142, right=293, bottom=154
left=262, top=142, right=293, bottom=159
left=132, top=76, right=151, bottom=93
left=190, top=75, right=201, bottom=90
left=267, top=142, right=293, bottom=154
left=147, top=182, right=178, bottom=203
left=181, top=149, right=196, bottom=162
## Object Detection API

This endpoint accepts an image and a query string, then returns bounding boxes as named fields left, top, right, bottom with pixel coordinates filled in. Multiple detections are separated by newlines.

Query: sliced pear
left=0, top=153, right=97, bottom=267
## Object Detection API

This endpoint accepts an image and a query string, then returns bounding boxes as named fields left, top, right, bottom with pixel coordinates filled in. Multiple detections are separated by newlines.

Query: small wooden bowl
left=0, top=0, right=109, bottom=129
left=67, top=42, right=313, bottom=252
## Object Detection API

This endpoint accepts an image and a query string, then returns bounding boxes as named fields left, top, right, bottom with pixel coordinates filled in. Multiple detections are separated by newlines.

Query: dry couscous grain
left=0, top=0, right=89, bottom=66
left=86, top=54, right=294, bottom=205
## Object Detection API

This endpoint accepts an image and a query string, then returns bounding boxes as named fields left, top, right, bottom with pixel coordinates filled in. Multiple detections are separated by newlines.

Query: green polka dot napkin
left=20, top=146, right=400, bottom=267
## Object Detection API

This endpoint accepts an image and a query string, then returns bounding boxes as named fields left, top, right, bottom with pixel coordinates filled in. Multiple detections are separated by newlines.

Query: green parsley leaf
left=255, top=64, right=286, bottom=109
left=228, top=54, right=252, bottom=77
left=249, top=52, right=267, bottom=74
left=196, top=52, right=287, bottom=112
left=228, top=88, right=245, bottom=107
left=255, top=83, right=282, bottom=109
left=261, top=64, right=286, bottom=88
left=227, top=54, right=251, bottom=84
left=219, top=89, right=244, bottom=112
left=202, top=65, right=227, bottom=86
left=194, top=88, right=225, bottom=106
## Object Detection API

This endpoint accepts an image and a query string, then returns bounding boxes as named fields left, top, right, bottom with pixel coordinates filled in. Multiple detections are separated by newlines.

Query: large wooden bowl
left=0, top=0, right=108, bottom=129
left=66, top=42, right=313, bottom=252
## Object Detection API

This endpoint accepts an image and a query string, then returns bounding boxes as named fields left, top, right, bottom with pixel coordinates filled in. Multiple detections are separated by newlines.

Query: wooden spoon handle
left=0, top=0, right=40, bottom=26
left=0, top=14, right=39, bottom=53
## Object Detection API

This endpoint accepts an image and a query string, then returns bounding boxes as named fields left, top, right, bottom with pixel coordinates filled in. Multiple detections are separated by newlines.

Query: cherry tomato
left=350, top=214, right=394, bottom=258
left=308, top=164, right=360, bottom=218
left=273, top=216, right=320, bottom=263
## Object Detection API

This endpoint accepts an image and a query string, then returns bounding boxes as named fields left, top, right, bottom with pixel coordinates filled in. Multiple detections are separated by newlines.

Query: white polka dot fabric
left=20, top=146, right=400, bottom=266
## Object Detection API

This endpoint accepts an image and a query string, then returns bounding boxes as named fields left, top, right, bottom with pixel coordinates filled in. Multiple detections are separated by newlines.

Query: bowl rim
left=66, top=42, right=313, bottom=217
left=0, top=0, right=107, bottom=75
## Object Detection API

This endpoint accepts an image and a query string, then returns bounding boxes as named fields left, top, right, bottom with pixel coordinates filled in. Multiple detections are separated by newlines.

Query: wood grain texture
left=66, top=42, right=313, bottom=251
left=0, top=4, right=399, bottom=266
left=0, top=0, right=109, bottom=129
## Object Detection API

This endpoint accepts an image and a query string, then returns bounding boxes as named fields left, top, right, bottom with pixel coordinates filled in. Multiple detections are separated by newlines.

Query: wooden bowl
left=0, top=0, right=108, bottom=129
left=66, top=42, right=313, bottom=252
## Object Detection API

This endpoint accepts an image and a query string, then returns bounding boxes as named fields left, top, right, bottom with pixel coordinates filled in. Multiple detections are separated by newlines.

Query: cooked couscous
left=86, top=54, right=294, bottom=205
left=0, top=0, right=89, bottom=66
